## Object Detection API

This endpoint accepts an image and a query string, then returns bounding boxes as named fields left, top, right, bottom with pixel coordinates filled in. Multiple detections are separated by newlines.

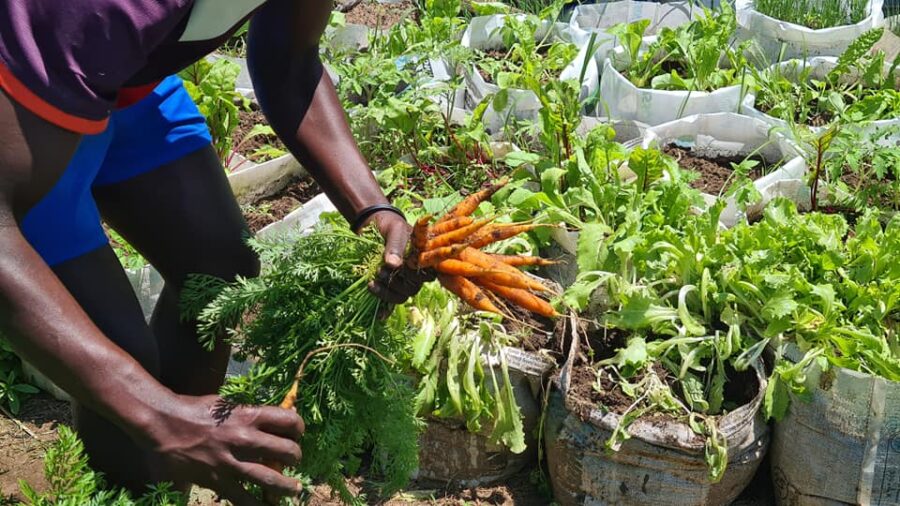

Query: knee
left=162, top=233, right=260, bottom=286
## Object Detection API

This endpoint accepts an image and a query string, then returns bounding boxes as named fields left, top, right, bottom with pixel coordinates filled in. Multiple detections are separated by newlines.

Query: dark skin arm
left=0, top=97, right=303, bottom=505
left=247, top=0, right=431, bottom=304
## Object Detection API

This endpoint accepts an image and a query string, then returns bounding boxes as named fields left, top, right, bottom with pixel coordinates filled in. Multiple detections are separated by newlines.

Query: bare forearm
left=0, top=225, right=174, bottom=443
left=247, top=0, right=388, bottom=221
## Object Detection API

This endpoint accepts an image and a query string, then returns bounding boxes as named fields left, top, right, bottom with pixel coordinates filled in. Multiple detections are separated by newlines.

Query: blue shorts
left=20, top=75, right=212, bottom=266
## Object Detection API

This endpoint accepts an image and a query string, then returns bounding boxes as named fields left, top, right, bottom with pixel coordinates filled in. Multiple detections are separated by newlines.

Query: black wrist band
left=351, top=204, right=405, bottom=233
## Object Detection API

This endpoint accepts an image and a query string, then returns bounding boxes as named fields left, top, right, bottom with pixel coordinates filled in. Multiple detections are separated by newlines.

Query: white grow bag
left=462, top=15, right=575, bottom=132
left=598, top=38, right=754, bottom=126
left=560, top=1, right=702, bottom=101
left=642, top=113, right=807, bottom=228
left=744, top=56, right=900, bottom=145
left=736, top=0, right=885, bottom=61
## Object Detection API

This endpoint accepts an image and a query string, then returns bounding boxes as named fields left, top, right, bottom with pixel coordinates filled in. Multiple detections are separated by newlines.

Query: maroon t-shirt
left=0, top=0, right=266, bottom=134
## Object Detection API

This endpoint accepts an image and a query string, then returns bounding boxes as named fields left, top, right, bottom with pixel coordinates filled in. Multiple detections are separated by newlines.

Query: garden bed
left=663, top=144, right=769, bottom=195
left=242, top=176, right=322, bottom=234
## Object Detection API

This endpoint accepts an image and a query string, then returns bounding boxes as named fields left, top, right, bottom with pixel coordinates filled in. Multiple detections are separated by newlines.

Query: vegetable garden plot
left=597, top=7, right=756, bottom=126
left=745, top=29, right=900, bottom=144
left=641, top=113, right=806, bottom=227
left=736, top=0, right=885, bottom=61
left=560, top=0, right=701, bottom=102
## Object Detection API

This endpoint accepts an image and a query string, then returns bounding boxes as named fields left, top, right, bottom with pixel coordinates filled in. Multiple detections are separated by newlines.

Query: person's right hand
left=145, top=394, right=305, bottom=505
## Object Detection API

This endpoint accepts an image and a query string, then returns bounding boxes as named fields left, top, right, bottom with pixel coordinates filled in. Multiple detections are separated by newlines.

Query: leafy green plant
left=474, top=11, right=577, bottom=90
left=178, top=58, right=249, bottom=164
left=405, top=284, right=527, bottom=452
left=0, top=338, right=38, bottom=416
left=753, top=0, right=869, bottom=29
left=754, top=28, right=900, bottom=126
left=823, top=126, right=900, bottom=214
left=17, top=425, right=185, bottom=505
left=0, top=369, right=39, bottom=415
left=181, top=218, right=421, bottom=500
left=608, top=5, right=753, bottom=93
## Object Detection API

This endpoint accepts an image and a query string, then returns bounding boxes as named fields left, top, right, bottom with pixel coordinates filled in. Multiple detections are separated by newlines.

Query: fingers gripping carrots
left=406, top=179, right=559, bottom=319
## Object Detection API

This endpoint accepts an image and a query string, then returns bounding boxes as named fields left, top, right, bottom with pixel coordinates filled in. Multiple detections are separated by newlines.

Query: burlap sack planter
left=416, top=279, right=565, bottom=486
left=743, top=57, right=900, bottom=145
left=642, top=113, right=807, bottom=228
left=736, top=0, right=885, bottom=61
left=416, top=346, right=558, bottom=486
left=771, top=343, right=900, bottom=506
left=598, top=38, right=754, bottom=126
left=544, top=330, right=770, bottom=506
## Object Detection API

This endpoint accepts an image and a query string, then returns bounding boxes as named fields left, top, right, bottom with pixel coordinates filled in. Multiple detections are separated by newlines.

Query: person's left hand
left=365, top=210, right=434, bottom=306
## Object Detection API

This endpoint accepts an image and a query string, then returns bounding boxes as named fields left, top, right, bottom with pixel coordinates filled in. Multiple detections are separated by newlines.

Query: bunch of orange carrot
left=408, top=179, right=559, bottom=318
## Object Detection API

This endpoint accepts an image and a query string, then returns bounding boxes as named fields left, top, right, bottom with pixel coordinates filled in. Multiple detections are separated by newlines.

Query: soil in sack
left=243, top=177, right=322, bottom=233
left=416, top=304, right=565, bottom=486
left=663, top=144, right=772, bottom=195
left=344, top=0, right=419, bottom=29
left=231, top=108, right=287, bottom=162
left=476, top=45, right=555, bottom=86
left=544, top=325, right=770, bottom=506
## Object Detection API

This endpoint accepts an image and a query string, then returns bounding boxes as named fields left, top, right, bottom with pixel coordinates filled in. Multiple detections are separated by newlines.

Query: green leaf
left=577, top=222, right=611, bottom=273
left=504, top=151, right=541, bottom=168
left=764, top=374, right=791, bottom=421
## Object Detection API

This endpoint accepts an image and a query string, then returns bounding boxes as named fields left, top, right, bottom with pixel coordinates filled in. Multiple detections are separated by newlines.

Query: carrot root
left=476, top=280, right=558, bottom=318
left=426, top=217, right=493, bottom=250
left=435, top=178, right=509, bottom=224
left=438, top=274, right=503, bottom=315
left=429, top=216, right=474, bottom=237
left=489, top=254, right=560, bottom=267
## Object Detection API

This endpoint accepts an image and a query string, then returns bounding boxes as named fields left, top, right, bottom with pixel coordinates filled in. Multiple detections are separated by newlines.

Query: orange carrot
left=488, top=254, right=560, bottom=267
left=435, top=259, right=500, bottom=278
left=457, top=248, right=550, bottom=292
left=417, top=243, right=467, bottom=269
left=438, top=274, right=502, bottom=314
left=413, top=215, right=432, bottom=252
left=476, top=280, right=559, bottom=318
left=465, top=223, right=546, bottom=249
left=429, top=216, right=474, bottom=237
left=435, top=178, right=509, bottom=224
left=426, top=217, right=493, bottom=250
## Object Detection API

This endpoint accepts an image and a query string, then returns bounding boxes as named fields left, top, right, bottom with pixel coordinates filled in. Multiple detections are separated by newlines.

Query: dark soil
left=476, top=50, right=508, bottom=84
left=231, top=109, right=286, bottom=163
left=566, top=325, right=760, bottom=420
left=504, top=301, right=564, bottom=353
left=242, top=177, right=321, bottom=234
left=663, top=144, right=770, bottom=195
left=344, top=0, right=419, bottom=29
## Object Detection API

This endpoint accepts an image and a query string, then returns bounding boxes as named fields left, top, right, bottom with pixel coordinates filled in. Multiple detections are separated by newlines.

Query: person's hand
left=146, top=395, right=305, bottom=506
left=366, top=210, right=434, bottom=306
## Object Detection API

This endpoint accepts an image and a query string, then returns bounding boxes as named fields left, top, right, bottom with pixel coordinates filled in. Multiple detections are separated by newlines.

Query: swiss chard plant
left=178, top=58, right=250, bottom=165
left=753, top=28, right=900, bottom=126
left=473, top=10, right=577, bottom=90
left=607, top=5, right=753, bottom=93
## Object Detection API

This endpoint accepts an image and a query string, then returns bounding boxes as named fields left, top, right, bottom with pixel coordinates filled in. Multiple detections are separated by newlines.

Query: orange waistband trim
left=0, top=61, right=108, bottom=135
